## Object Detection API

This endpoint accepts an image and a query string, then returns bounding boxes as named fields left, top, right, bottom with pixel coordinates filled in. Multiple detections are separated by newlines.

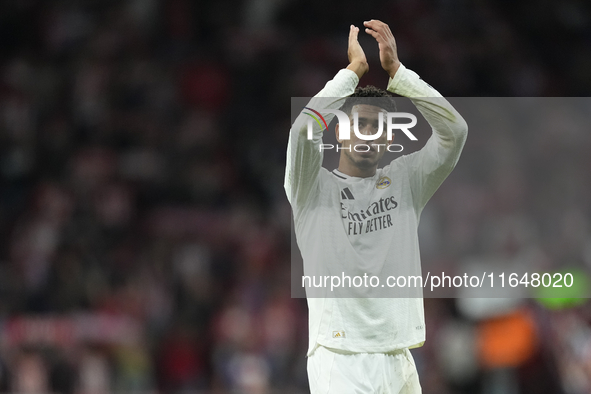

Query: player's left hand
left=364, top=20, right=401, bottom=79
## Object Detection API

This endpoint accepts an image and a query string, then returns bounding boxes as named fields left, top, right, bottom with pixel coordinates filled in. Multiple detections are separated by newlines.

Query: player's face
left=337, top=104, right=392, bottom=170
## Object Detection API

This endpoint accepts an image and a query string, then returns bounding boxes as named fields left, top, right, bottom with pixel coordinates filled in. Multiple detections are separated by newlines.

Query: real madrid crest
left=376, top=176, right=392, bottom=189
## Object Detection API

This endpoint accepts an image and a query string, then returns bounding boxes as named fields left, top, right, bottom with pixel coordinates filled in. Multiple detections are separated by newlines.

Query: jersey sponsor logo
left=341, top=197, right=398, bottom=222
left=376, top=176, right=392, bottom=189
left=332, top=331, right=346, bottom=338
left=341, top=196, right=399, bottom=235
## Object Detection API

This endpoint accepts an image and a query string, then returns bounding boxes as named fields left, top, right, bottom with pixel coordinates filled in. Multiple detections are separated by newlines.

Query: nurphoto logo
left=303, top=107, right=418, bottom=152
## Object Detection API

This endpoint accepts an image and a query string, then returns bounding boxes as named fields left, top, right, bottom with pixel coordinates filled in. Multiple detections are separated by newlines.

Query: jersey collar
left=332, top=169, right=349, bottom=179
left=332, top=168, right=380, bottom=181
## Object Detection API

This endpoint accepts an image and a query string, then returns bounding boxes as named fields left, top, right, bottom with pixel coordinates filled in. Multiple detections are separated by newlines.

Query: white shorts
left=307, top=346, right=421, bottom=394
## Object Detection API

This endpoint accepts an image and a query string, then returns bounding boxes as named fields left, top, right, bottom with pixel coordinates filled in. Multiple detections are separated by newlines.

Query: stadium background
left=0, top=0, right=590, bottom=393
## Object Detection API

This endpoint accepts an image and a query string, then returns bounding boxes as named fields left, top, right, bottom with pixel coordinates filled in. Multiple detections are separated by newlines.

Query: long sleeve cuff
left=386, top=63, right=442, bottom=98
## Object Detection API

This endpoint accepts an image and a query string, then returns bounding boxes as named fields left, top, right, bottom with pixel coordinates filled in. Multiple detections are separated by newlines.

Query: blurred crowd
left=0, top=0, right=590, bottom=393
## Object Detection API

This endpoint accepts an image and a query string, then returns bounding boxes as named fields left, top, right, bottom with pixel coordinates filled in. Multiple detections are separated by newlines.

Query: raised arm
left=284, top=26, right=368, bottom=210
left=365, top=20, right=468, bottom=212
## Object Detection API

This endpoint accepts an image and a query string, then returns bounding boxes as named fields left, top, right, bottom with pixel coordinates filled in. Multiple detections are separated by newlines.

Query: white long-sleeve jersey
left=285, top=64, right=468, bottom=355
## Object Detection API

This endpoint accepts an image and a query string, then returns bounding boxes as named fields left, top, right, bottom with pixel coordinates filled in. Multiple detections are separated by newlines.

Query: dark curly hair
left=340, top=85, right=397, bottom=115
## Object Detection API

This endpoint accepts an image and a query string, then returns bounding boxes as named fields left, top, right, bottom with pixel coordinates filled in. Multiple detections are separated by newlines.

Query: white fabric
left=307, top=345, right=421, bottom=394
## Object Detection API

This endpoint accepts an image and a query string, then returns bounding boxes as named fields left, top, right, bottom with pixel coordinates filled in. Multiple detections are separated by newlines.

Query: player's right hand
left=364, top=20, right=401, bottom=79
left=346, top=25, right=369, bottom=79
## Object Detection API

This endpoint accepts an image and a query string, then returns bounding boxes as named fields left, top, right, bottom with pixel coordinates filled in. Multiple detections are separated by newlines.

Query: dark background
left=0, top=0, right=590, bottom=393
